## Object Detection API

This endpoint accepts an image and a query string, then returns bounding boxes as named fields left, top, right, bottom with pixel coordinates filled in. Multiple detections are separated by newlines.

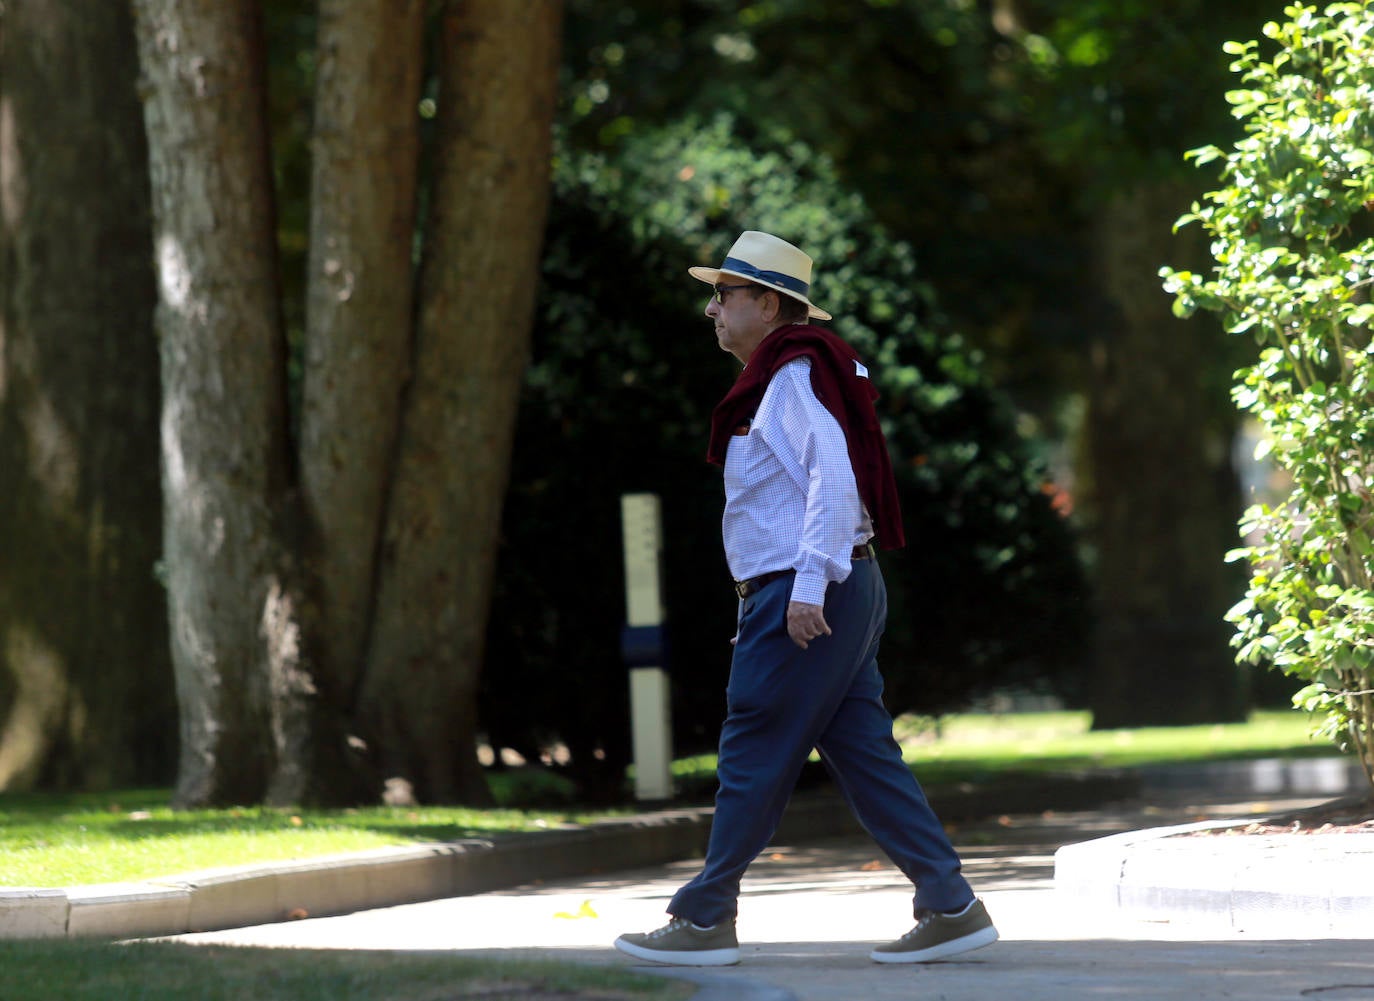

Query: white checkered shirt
left=722, top=358, right=874, bottom=606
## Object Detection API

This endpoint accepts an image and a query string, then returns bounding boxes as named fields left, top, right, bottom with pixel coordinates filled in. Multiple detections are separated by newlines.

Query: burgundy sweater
left=706, top=324, right=906, bottom=551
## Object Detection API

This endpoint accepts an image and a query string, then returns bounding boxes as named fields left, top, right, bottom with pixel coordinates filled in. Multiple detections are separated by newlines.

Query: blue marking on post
left=621, top=624, right=667, bottom=669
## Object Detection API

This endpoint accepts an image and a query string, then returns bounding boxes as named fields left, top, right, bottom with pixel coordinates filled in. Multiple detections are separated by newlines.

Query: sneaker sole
left=614, top=937, right=741, bottom=967
left=869, top=925, right=1000, bottom=964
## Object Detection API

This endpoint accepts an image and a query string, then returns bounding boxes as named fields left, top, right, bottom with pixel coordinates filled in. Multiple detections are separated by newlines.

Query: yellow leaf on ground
left=553, top=900, right=599, bottom=920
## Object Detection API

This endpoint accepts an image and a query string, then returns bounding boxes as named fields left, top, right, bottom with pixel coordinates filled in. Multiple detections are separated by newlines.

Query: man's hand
left=787, top=601, right=831, bottom=649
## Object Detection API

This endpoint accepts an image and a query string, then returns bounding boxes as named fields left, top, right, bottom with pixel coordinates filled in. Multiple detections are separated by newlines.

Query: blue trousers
left=668, top=559, right=974, bottom=925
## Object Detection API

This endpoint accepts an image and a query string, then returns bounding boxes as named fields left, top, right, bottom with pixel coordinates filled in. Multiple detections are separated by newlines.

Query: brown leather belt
left=733, top=543, right=875, bottom=600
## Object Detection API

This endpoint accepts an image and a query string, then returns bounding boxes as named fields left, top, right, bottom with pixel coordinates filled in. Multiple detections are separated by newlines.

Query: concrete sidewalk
left=1, top=759, right=1370, bottom=943
left=169, top=794, right=1374, bottom=1001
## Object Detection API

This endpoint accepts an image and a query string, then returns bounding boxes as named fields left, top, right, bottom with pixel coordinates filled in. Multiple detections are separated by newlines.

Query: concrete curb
left=0, top=809, right=714, bottom=941
left=1054, top=814, right=1374, bottom=935
left=1053, top=756, right=1374, bottom=935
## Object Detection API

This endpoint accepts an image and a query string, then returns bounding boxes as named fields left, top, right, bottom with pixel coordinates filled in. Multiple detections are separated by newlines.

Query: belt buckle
left=734, top=579, right=750, bottom=600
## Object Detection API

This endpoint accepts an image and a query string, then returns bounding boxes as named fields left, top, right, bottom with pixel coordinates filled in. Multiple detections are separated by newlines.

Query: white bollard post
left=620, top=493, right=674, bottom=801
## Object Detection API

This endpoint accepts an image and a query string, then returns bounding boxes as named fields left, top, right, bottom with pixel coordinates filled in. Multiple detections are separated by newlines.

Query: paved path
left=174, top=796, right=1374, bottom=1000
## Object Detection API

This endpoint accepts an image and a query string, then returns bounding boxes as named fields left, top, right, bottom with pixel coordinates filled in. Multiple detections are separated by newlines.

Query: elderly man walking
left=613, top=231, right=997, bottom=967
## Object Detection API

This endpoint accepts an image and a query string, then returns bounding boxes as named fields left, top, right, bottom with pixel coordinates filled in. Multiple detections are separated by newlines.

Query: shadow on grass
left=0, top=941, right=690, bottom=1001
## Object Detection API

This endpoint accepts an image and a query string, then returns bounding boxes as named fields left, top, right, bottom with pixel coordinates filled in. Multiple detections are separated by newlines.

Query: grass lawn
left=0, top=942, right=691, bottom=1001
left=0, top=790, right=626, bottom=887
left=889, top=708, right=1333, bottom=784
left=0, top=710, right=1335, bottom=889
left=670, top=708, right=1334, bottom=791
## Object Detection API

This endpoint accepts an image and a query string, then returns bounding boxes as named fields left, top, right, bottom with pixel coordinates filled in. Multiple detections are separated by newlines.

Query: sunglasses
left=712, top=283, right=756, bottom=304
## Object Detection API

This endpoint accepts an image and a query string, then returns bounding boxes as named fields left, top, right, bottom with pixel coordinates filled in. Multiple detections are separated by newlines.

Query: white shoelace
left=647, top=918, right=692, bottom=939
left=647, top=917, right=716, bottom=938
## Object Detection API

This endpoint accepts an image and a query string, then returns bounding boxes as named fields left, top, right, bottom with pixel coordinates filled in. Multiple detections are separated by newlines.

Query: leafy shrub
left=481, top=115, right=1088, bottom=798
left=1161, top=1, right=1374, bottom=788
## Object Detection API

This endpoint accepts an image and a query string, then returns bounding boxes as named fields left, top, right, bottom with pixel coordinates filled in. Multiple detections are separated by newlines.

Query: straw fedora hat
left=688, top=231, right=832, bottom=321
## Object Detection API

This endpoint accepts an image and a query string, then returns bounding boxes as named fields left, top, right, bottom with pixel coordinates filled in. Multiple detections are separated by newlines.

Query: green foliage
left=480, top=115, right=1089, bottom=796
left=1161, top=1, right=1374, bottom=787
left=1011, top=0, right=1261, bottom=183
left=559, top=0, right=1276, bottom=435
left=560, top=1, right=1066, bottom=388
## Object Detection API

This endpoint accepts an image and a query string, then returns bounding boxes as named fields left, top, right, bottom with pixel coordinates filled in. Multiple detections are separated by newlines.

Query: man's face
left=705, top=279, right=770, bottom=363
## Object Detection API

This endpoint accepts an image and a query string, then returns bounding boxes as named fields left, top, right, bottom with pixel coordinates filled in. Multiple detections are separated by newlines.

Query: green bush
left=1161, top=1, right=1374, bottom=789
left=480, top=115, right=1089, bottom=799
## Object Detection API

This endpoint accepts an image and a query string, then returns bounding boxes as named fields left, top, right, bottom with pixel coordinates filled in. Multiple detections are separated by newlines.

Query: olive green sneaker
left=870, top=899, right=998, bottom=963
left=614, top=916, right=741, bottom=966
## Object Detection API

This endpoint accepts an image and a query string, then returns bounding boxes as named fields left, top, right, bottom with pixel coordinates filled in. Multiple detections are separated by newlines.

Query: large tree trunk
left=297, top=0, right=427, bottom=802
left=1084, top=185, right=1247, bottom=728
left=0, top=0, right=171, bottom=791
left=359, top=0, right=563, bottom=803
left=133, top=0, right=306, bottom=806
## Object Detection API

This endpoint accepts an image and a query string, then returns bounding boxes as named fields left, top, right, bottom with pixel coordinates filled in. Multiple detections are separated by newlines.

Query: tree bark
left=133, top=0, right=303, bottom=806
left=297, top=0, right=426, bottom=801
left=0, top=0, right=171, bottom=791
left=1084, top=184, right=1248, bottom=728
left=359, top=0, right=563, bottom=803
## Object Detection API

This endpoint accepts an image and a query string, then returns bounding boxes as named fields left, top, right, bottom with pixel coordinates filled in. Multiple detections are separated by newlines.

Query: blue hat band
left=720, top=257, right=809, bottom=298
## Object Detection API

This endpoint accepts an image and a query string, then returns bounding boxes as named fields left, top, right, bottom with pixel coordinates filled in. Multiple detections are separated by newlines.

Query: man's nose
left=705, top=297, right=720, bottom=319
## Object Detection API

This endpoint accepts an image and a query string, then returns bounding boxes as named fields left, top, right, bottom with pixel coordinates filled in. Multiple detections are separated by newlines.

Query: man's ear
left=761, top=290, right=781, bottom=323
